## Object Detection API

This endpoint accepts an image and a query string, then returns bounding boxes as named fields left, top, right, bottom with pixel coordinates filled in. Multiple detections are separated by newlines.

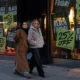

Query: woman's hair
left=16, top=21, right=30, bottom=30
left=22, top=21, right=30, bottom=27
left=32, top=20, right=40, bottom=27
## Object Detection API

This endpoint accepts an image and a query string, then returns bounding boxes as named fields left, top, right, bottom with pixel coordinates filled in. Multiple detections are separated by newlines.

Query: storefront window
left=0, top=0, right=17, bottom=55
left=51, top=0, right=80, bottom=60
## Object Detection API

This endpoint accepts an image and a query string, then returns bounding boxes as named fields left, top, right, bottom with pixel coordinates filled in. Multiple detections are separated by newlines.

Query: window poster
left=0, top=37, right=6, bottom=51
left=56, top=28, right=75, bottom=50
left=52, top=16, right=69, bottom=40
left=8, top=6, right=17, bottom=15
left=54, top=0, right=71, bottom=16
left=3, top=13, right=14, bottom=28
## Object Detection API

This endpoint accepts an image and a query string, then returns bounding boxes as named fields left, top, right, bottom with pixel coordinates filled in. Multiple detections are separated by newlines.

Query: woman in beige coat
left=13, top=22, right=31, bottom=78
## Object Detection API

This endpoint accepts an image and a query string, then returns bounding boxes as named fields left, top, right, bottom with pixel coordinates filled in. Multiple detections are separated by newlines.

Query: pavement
left=0, top=57, right=80, bottom=80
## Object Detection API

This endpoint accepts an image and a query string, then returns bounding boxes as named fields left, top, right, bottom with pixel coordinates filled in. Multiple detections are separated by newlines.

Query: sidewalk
left=0, top=60, right=80, bottom=80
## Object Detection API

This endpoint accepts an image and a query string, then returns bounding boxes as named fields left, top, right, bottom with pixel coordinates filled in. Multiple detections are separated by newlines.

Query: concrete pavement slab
left=0, top=60, right=80, bottom=80
left=40, top=75, right=80, bottom=80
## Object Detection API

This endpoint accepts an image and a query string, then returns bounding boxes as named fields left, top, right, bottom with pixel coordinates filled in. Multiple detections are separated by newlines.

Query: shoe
left=39, top=74, right=45, bottom=77
left=25, top=74, right=32, bottom=79
left=13, top=69, right=20, bottom=75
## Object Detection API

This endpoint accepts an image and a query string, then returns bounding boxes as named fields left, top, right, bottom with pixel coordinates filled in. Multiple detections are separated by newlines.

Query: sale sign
left=3, top=13, right=14, bottom=28
left=0, top=37, right=6, bottom=51
left=56, top=29, right=75, bottom=50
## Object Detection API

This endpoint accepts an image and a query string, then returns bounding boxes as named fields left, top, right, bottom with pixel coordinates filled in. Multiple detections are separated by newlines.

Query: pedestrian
left=13, top=22, right=31, bottom=78
left=28, top=20, right=45, bottom=77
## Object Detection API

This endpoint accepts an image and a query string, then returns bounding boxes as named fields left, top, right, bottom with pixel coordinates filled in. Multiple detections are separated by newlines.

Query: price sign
left=3, top=13, right=14, bottom=28
left=0, top=37, right=6, bottom=51
left=56, top=29, right=75, bottom=50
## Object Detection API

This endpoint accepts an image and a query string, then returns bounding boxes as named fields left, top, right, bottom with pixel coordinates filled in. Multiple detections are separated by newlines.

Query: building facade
left=0, top=0, right=80, bottom=67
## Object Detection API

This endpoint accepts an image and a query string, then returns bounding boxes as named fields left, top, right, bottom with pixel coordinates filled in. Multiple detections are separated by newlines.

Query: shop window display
left=51, top=0, right=80, bottom=60
left=0, top=0, right=17, bottom=55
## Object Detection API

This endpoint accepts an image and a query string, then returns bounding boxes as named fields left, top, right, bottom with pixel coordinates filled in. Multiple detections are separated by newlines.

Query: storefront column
left=45, top=0, right=52, bottom=64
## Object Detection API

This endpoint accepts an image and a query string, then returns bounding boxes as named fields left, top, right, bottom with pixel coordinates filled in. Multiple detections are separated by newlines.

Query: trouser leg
left=29, top=55, right=35, bottom=73
left=31, top=48, right=44, bottom=76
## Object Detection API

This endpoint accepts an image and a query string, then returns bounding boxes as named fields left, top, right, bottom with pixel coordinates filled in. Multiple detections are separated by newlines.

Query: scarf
left=21, top=27, right=29, bottom=35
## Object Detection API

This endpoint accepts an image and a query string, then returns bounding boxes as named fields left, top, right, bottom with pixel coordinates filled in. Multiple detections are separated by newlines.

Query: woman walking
left=13, top=22, right=31, bottom=78
left=28, top=20, right=45, bottom=77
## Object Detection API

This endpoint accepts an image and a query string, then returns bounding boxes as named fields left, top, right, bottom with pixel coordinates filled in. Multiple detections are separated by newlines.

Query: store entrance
left=17, top=0, right=48, bottom=64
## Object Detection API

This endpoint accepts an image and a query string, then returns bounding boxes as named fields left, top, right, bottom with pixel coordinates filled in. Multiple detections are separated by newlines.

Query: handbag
left=27, top=52, right=32, bottom=60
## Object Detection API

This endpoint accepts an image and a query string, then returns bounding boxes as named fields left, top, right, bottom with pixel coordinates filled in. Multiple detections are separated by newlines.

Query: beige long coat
left=14, top=29, right=30, bottom=72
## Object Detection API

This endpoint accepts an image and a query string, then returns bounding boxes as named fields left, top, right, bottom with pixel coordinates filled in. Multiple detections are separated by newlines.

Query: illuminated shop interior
left=0, top=0, right=17, bottom=55
left=51, top=3, right=80, bottom=60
